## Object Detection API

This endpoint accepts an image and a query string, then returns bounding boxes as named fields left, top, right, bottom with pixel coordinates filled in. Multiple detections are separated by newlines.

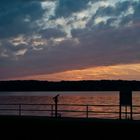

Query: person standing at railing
left=53, top=94, right=60, bottom=118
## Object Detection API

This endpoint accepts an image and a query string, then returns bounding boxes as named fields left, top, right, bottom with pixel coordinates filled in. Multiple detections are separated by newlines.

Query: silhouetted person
left=53, top=94, right=60, bottom=117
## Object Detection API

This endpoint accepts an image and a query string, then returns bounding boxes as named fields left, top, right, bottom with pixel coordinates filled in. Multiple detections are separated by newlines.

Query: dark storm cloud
left=0, top=0, right=44, bottom=39
left=40, top=28, right=66, bottom=38
left=55, top=0, right=90, bottom=17
left=95, top=1, right=134, bottom=17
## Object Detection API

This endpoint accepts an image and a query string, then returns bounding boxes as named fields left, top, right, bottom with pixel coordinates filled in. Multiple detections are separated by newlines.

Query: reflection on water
left=0, top=91, right=140, bottom=119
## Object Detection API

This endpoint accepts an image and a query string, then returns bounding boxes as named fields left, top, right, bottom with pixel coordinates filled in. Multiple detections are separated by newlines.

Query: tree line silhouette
left=0, top=80, right=140, bottom=91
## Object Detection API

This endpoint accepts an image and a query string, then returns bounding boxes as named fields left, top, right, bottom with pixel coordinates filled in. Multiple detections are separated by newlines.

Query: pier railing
left=0, top=103, right=140, bottom=119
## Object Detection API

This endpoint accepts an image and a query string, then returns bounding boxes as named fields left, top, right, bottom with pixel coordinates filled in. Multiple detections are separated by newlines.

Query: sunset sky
left=1, top=0, right=140, bottom=81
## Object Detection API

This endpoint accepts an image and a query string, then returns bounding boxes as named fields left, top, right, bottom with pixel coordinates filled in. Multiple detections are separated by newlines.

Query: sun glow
left=15, top=63, right=140, bottom=81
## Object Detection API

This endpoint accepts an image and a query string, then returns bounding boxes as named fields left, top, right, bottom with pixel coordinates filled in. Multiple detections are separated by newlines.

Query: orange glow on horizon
left=11, top=63, right=140, bottom=81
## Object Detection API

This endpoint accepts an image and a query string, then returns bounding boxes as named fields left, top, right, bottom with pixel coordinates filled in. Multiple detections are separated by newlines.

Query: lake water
left=0, top=91, right=140, bottom=119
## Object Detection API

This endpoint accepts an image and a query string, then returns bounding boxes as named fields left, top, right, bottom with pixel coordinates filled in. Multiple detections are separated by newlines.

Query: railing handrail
left=0, top=103, right=140, bottom=119
left=0, top=103, right=140, bottom=107
left=0, top=103, right=119, bottom=106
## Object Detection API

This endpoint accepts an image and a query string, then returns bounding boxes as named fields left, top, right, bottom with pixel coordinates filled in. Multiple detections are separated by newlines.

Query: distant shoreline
left=0, top=80, right=140, bottom=91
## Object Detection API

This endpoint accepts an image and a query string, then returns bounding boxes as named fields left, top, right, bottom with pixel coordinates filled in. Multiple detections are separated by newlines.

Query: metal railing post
left=51, top=104, right=54, bottom=117
left=119, top=104, right=121, bottom=120
left=130, top=105, right=133, bottom=120
left=125, top=106, right=127, bottom=119
left=86, top=105, right=89, bottom=118
left=19, top=104, right=21, bottom=116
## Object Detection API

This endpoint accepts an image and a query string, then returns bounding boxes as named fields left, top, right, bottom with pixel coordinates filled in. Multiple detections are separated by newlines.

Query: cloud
left=55, top=0, right=90, bottom=17
left=40, top=28, right=66, bottom=38
left=1, top=0, right=140, bottom=80
left=0, top=1, right=44, bottom=39
left=14, top=48, right=28, bottom=56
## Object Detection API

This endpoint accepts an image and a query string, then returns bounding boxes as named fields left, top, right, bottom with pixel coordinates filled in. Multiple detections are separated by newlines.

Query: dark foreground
left=1, top=116, right=140, bottom=139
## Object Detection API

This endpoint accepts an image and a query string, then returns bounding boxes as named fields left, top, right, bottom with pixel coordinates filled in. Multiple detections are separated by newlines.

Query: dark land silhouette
left=0, top=80, right=140, bottom=137
left=0, top=80, right=140, bottom=91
